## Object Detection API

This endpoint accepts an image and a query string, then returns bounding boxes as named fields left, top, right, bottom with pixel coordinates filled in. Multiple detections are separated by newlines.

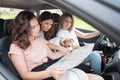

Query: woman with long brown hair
left=38, top=11, right=54, bottom=40
left=8, top=11, right=67, bottom=80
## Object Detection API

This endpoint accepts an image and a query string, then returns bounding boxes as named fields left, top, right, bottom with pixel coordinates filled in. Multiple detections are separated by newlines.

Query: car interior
left=0, top=0, right=120, bottom=80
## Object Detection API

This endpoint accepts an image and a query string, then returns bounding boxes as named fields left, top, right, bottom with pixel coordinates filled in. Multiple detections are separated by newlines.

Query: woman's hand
left=73, top=45, right=80, bottom=49
left=47, top=67, right=66, bottom=80
left=47, top=43, right=69, bottom=55
left=58, top=46, right=69, bottom=55
left=95, top=31, right=101, bottom=37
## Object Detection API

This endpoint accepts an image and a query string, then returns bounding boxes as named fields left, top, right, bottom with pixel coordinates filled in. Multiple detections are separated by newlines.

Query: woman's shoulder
left=37, top=37, right=48, bottom=44
left=10, top=42, right=25, bottom=52
left=58, top=29, right=67, bottom=32
left=57, top=29, right=68, bottom=35
left=9, top=43, right=24, bottom=55
left=10, top=43, right=19, bottom=49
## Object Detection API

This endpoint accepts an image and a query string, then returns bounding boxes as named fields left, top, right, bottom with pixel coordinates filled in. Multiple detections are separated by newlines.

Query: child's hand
left=73, top=45, right=80, bottom=49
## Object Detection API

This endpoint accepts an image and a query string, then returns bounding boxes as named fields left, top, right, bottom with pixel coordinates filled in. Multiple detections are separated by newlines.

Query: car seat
left=0, top=19, right=12, bottom=38
left=0, top=36, right=22, bottom=80
left=51, top=13, right=60, bottom=38
left=3, top=19, right=12, bottom=36
left=0, top=19, right=5, bottom=38
left=0, top=62, right=19, bottom=80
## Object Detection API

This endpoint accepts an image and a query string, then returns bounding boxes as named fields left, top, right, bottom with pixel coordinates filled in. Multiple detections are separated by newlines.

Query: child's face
left=40, top=19, right=53, bottom=32
left=62, top=16, right=72, bottom=30
left=30, top=18, right=40, bottom=38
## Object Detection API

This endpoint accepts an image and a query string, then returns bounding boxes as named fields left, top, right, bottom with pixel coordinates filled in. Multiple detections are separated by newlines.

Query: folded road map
left=48, top=43, right=94, bottom=69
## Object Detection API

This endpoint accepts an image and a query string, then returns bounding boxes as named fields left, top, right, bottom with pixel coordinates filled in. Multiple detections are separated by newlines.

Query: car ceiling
left=0, top=0, right=56, bottom=10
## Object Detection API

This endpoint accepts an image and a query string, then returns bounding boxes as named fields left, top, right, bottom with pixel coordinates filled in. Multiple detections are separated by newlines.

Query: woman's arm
left=48, top=50, right=66, bottom=60
left=10, top=54, right=66, bottom=80
left=10, top=54, right=52, bottom=80
left=46, top=44, right=68, bottom=60
left=43, top=39, right=67, bottom=59
left=47, top=43, right=69, bottom=55
left=75, top=29, right=100, bottom=39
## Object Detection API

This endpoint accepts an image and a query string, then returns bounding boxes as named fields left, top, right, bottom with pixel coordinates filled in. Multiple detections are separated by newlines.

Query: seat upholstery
left=0, top=19, right=12, bottom=38
left=0, top=62, right=19, bottom=80
left=0, top=19, right=4, bottom=32
left=0, top=19, right=5, bottom=38
left=3, top=19, right=12, bottom=35
left=0, top=36, right=22, bottom=80
left=51, top=13, right=60, bottom=38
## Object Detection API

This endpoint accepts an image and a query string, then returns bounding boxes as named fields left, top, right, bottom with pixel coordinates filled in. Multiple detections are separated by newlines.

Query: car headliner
left=0, top=0, right=55, bottom=10
left=0, top=0, right=120, bottom=45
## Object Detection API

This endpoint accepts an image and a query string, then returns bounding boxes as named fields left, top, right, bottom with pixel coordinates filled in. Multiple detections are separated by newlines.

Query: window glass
left=0, top=7, right=24, bottom=19
left=74, top=16, right=97, bottom=31
left=39, top=9, right=62, bottom=15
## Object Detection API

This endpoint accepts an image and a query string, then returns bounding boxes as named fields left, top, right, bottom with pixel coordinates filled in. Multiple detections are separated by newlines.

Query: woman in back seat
left=38, top=11, right=68, bottom=56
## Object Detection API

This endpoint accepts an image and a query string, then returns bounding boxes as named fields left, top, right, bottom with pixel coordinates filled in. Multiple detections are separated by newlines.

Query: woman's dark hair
left=9, top=11, right=36, bottom=49
left=52, top=13, right=60, bottom=23
left=38, top=11, right=55, bottom=40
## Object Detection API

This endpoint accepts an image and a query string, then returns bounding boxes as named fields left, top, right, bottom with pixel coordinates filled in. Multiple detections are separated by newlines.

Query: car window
left=39, top=9, right=62, bottom=15
left=0, top=7, right=24, bottom=19
left=0, top=7, right=96, bottom=31
left=74, top=16, right=97, bottom=31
